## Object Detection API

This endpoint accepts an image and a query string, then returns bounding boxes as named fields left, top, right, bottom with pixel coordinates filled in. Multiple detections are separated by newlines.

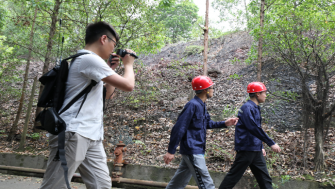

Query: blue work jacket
left=168, top=96, right=227, bottom=155
left=235, top=100, right=275, bottom=151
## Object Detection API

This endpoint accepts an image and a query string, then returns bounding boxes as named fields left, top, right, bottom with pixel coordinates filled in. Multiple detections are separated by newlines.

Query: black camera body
left=116, top=49, right=138, bottom=59
left=108, top=49, right=138, bottom=66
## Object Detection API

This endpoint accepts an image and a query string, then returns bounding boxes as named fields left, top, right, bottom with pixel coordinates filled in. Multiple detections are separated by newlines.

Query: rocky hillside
left=1, top=31, right=335, bottom=179
left=104, top=31, right=304, bottom=147
left=0, top=31, right=310, bottom=143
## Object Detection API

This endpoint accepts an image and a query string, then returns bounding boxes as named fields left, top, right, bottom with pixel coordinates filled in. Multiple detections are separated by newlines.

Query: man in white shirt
left=40, top=21, right=135, bottom=189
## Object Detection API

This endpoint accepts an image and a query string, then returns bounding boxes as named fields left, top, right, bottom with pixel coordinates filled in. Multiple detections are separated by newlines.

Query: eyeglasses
left=106, top=35, right=117, bottom=48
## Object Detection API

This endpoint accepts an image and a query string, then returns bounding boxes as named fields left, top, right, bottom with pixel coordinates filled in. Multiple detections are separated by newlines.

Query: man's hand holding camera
left=108, top=53, right=120, bottom=70
left=108, top=49, right=137, bottom=70
left=121, top=49, right=136, bottom=67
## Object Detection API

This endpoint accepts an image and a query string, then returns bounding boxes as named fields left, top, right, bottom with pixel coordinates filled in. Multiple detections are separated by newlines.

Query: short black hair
left=85, top=21, right=119, bottom=45
left=249, top=93, right=256, bottom=98
left=195, top=90, right=204, bottom=94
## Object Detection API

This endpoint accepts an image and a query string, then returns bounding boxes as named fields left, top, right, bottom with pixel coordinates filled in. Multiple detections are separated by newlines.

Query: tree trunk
left=313, top=55, right=327, bottom=171
left=7, top=8, right=38, bottom=141
left=301, top=76, right=311, bottom=170
left=34, top=0, right=62, bottom=131
left=257, top=0, right=265, bottom=82
left=203, top=0, right=209, bottom=76
left=19, top=76, right=38, bottom=150
left=314, top=110, right=325, bottom=171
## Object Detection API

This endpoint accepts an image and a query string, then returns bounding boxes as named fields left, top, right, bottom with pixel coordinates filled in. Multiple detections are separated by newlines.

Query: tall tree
left=7, top=7, right=38, bottom=141
left=250, top=0, right=335, bottom=171
left=34, top=0, right=63, bottom=130
left=1, top=0, right=175, bottom=136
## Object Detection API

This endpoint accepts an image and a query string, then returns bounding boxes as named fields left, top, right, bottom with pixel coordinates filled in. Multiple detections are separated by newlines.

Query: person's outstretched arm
left=206, top=111, right=239, bottom=129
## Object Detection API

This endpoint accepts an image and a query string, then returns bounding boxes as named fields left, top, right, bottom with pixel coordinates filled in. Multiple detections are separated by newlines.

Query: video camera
left=108, top=49, right=138, bottom=66
left=116, top=49, right=138, bottom=59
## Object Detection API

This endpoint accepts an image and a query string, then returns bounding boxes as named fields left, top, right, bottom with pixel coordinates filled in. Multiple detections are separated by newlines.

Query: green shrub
left=184, top=45, right=204, bottom=56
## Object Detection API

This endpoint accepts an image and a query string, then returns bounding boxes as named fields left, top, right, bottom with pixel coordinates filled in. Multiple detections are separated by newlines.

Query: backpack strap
left=56, top=130, right=71, bottom=189
left=59, top=80, right=97, bottom=116
left=75, top=80, right=97, bottom=118
left=57, top=52, right=95, bottom=115
left=63, top=52, right=90, bottom=62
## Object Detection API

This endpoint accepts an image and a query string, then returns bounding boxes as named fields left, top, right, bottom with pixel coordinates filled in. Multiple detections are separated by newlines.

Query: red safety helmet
left=247, top=82, right=267, bottom=93
left=192, top=76, right=214, bottom=91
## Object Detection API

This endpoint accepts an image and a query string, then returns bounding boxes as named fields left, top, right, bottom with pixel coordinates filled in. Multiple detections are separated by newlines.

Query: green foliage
left=303, top=174, right=314, bottom=180
left=184, top=45, right=204, bottom=55
left=209, top=27, right=226, bottom=39
left=272, top=183, right=279, bottom=189
left=190, top=16, right=204, bottom=40
left=247, top=0, right=335, bottom=67
left=134, top=139, right=151, bottom=155
left=158, top=0, right=177, bottom=7
left=230, top=57, right=241, bottom=65
left=156, top=0, right=199, bottom=43
left=272, top=91, right=299, bottom=101
left=0, top=129, right=5, bottom=137
left=266, top=151, right=279, bottom=173
left=134, top=140, right=145, bottom=145
left=222, top=105, right=237, bottom=119
left=0, top=2, right=7, bottom=31
left=281, top=175, right=290, bottom=183
left=0, top=35, right=23, bottom=124
left=0, top=35, right=23, bottom=99
left=269, top=78, right=280, bottom=83
left=2, top=0, right=170, bottom=62
left=27, top=133, right=41, bottom=140
left=212, top=0, right=250, bottom=30
left=227, top=73, right=242, bottom=80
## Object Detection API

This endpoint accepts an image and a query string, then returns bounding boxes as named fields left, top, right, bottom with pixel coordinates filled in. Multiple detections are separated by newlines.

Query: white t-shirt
left=59, top=49, right=115, bottom=140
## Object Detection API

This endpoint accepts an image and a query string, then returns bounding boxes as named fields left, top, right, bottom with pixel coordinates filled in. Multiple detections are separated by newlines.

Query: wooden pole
left=203, top=0, right=209, bottom=76
left=257, top=0, right=265, bottom=82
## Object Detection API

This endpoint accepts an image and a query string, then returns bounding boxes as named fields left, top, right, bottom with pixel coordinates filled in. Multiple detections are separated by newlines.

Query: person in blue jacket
left=164, top=75, right=239, bottom=189
left=219, top=82, right=281, bottom=189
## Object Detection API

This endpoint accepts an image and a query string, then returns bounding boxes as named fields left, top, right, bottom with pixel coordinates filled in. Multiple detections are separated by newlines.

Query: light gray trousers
left=40, top=132, right=111, bottom=189
left=166, top=154, right=215, bottom=189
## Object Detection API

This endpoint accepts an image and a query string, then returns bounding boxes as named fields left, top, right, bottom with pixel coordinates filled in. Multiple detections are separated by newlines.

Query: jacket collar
left=194, top=96, right=205, bottom=106
left=248, top=100, right=258, bottom=107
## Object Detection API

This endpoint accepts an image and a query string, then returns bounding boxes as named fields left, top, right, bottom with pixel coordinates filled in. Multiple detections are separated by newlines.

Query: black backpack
left=35, top=52, right=97, bottom=189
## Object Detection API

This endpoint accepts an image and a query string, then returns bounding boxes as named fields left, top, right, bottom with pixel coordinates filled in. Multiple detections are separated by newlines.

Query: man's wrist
left=167, top=149, right=175, bottom=154
left=123, top=63, right=134, bottom=68
left=105, top=83, right=112, bottom=87
left=268, top=142, right=275, bottom=147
